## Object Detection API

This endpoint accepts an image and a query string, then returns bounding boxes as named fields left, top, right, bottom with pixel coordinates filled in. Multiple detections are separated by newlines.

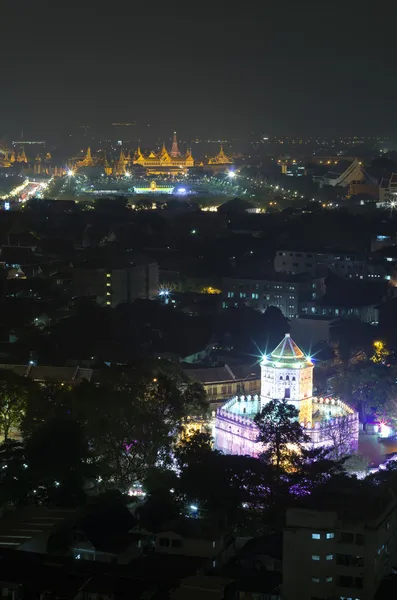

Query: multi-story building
left=283, top=490, right=397, bottom=600
left=221, top=274, right=325, bottom=319
left=274, top=250, right=386, bottom=282
left=71, top=256, right=158, bottom=307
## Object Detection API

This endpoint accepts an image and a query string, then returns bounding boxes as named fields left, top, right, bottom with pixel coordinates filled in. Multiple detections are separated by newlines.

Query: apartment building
left=274, top=250, right=386, bottom=282
left=222, top=274, right=325, bottom=319
left=283, top=491, right=397, bottom=600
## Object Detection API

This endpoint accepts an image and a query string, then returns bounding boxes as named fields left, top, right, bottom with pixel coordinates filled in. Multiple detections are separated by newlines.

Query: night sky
left=0, top=2, right=395, bottom=142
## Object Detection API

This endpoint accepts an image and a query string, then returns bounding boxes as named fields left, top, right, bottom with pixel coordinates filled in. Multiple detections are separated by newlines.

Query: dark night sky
left=0, top=1, right=395, bottom=142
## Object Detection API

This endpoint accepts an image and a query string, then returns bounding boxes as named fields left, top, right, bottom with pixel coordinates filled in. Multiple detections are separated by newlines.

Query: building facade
left=283, top=500, right=397, bottom=600
left=222, top=274, right=325, bottom=319
left=71, top=258, right=158, bottom=307
left=274, top=249, right=386, bottom=282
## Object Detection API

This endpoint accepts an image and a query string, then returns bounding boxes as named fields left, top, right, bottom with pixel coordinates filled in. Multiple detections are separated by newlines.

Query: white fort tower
left=215, top=333, right=359, bottom=457
left=261, top=333, right=313, bottom=423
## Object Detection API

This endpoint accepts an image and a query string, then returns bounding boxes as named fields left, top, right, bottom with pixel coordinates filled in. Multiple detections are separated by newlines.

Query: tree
left=254, top=399, right=308, bottom=476
left=174, top=429, right=215, bottom=470
left=0, top=372, right=30, bottom=441
left=69, top=367, right=207, bottom=491
left=24, top=417, right=93, bottom=506
left=325, top=415, right=358, bottom=460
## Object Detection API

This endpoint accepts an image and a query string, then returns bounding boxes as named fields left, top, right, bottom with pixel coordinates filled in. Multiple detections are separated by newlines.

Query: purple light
left=124, top=441, right=138, bottom=453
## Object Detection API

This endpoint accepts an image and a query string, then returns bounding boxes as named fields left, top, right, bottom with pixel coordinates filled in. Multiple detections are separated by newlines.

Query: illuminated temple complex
left=133, top=133, right=194, bottom=174
left=215, top=334, right=359, bottom=457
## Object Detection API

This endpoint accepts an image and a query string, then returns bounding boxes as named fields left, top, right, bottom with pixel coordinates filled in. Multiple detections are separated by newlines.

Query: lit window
left=106, top=283, right=111, bottom=287
left=106, top=301, right=111, bottom=306
left=326, top=554, right=333, bottom=560
left=312, top=533, right=321, bottom=540
left=106, top=273, right=111, bottom=277
left=326, top=533, right=334, bottom=539
left=311, top=577, right=320, bottom=583
left=106, top=292, right=111, bottom=296
left=326, top=576, right=333, bottom=582
left=312, top=555, right=320, bottom=561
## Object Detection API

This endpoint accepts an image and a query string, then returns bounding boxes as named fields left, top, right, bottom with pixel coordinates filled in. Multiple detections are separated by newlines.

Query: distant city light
left=67, top=170, right=74, bottom=177
left=228, top=171, right=236, bottom=178
left=125, top=171, right=131, bottom=178
left=177, top=188, right=186, bottom=194
left=191, top=229, right=197, bottom=235
left=190, top=504, right=198, bottom=512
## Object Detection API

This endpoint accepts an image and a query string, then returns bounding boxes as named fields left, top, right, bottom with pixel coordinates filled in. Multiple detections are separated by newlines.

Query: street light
left=228, top=170, right=236, bottom=179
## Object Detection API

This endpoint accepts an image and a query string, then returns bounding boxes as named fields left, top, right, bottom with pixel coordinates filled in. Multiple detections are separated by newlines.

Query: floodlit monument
left=215, top=334, right=359, bottom=457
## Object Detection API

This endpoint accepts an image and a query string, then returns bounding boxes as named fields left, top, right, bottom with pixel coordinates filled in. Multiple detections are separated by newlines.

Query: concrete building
left=222, top=273, right=325, bottom=319
left=300, top=299, right=380, bottom=324
left=274, top=250, right=386, bottom=282
left=71, top=256, right=158, bottom=307
left=283, top=491, right=397, bottom=600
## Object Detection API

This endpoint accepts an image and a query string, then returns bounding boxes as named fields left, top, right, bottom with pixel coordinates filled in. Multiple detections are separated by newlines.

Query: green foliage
left=0, top=371, right=30, bottom=441
left=331, top=361, right=397, bottom=424
left=174, top=429, right=215, bottom=469
left=254, top=399, right=308, bottom=475
left=21, top=363, right=208, bottom=495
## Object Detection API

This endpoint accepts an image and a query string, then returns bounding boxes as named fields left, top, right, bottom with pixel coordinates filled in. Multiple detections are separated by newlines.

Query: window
left=171, top=539, right=182, bottom=548
left=326, top=532, right=334, bottom=539
left=227, top=385, right=232, bottom=394
left=106, top=282, right=111, bottom=287
left=341, top=532, right=354, bottom=543
left=355, top=533, right=364, bottom=545
left=284, top=388, right=290, bottom=399
left=326, top=577, right=333, bottom=583
left=159, top=538, right=170, bottom=547
left=106, top=273, right=111, bottom=278
left=326, top=554, right=334, bottom=560
left=106, top=301, right=111, bottom=306
left=312, top=555, right=320, bottom=561
left=227, top=291, right=234, bottom=298
left=312, top=533, right=321, bottom=540
left=311, top=577, right=320, bottom=583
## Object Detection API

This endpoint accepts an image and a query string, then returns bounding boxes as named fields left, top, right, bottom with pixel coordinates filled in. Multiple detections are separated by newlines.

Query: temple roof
left=270, top=333, right=307, bottom=362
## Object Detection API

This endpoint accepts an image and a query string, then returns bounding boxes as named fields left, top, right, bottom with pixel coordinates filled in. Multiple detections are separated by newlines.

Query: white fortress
left=215, top=334, right=359, bottom=457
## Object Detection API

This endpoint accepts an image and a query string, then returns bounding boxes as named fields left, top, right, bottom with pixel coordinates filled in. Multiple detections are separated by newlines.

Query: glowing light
left=177, top=188, right=186, bottom=194
left=228, top=171, right=236, bottom=178
left=159, top=288, right=170, bottom=297
left=67, top=170, right=74, bottom=177
left=379, top=422, right=392, bottom=438
left=125, top=171, right=131, bottom=178
left=190, top=504, right=198, bottom=512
